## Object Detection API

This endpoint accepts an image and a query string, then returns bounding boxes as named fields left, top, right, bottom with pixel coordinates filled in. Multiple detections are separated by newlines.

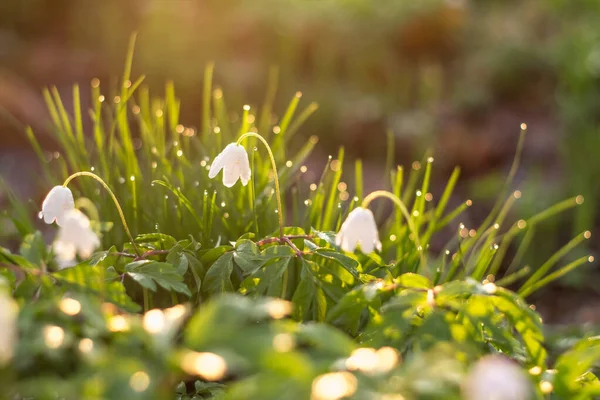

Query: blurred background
left=1, top=0, right=600, bottom=323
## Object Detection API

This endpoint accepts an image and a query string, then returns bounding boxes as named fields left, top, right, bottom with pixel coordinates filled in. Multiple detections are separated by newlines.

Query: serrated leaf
left=203, top=252, right=234, bottom=295
left=292, top=275, right=314, bottom=320
left=126, top=260, right=191, bottom=297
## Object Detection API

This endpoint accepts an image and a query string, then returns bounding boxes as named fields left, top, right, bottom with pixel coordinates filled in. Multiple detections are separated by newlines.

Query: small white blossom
left=208, top=143, right=251, bottom=187
left=335, top=207, right=382, bottom=254
left=53, top=209, right=100, bottom=264
left=0, top=286, right=18, bottom=365
left=40, top=186, right=75, bottom=226
left=463, top=355, right=532, bottom=400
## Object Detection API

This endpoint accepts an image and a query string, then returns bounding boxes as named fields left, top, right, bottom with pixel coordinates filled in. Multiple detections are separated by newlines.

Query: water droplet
left=221, top=202, right=226, bottom=207
left=130, top=176, right=135, bottom=182
left=118, top=177, right=125, bottom=184
left=164, top=195, right=169, bottom=200
left=90, top=166, right=95, bottom=172
left=177, top=150, right=183, bottom=157
left=194, top=181, right=200, bottom=187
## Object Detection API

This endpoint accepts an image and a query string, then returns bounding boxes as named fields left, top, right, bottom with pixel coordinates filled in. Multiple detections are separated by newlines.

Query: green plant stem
left=237, top=132, right=284, bottom=238
left=63, top=171, right=141, bottom=256
left=362, top=190, right=428, bottom=272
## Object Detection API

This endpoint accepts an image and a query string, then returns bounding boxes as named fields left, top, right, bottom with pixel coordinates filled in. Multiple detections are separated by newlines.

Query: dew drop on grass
left=221, top=202, right=226, bottom=207
left=90, top=166, right=95, bottom=172
left=130, top=176, right=135, bottom=182
left=194, top=181, right=200, bottom=187
left=152, top=162, right=158, bottom=169
left=177, top=150, right=183, bottom=157
left=164, top=195, right=169, bottom=200
left=151, top=182, right=155, bottom=187
left=118, top=177, right=125, bottom=184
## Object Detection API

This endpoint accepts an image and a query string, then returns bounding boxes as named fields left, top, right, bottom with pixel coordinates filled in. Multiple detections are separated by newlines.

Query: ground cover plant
left=1, top=38, right=600, bottom=399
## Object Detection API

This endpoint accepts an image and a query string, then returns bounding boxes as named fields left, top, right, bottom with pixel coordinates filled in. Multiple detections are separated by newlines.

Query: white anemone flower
left=463, top=355, right=532, bottom=400
left=335, top=207, right=382, bottom=254
left=0, top=287, right=18, bottom=365
left=208, top=143, right=251, bottom=187
left=53, top=209, right=100, bottom=264
left=40, top=186, right=75, bottom=226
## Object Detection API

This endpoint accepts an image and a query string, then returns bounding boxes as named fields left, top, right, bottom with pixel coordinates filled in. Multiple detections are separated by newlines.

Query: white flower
left=0, top=287, right=18, bottom=365
left=208, top=143, right=251, bottom=187
left=53, top=209, right=100, bottom=264
left=40, top=186, right=75, bottom=226
left=463, top=355, right=532, bottom=400
left=335, top=207, right=382, bottom=254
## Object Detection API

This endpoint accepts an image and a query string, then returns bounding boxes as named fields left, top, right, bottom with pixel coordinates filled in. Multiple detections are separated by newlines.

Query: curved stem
left=63, top=171, right=141, bottom=256
left=237, top=132, right=284, bottom=238
left=362, top=190, right=428, bottom=272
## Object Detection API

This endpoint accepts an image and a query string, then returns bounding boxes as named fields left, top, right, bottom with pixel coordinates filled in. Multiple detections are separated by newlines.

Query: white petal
left=208, top=143, right=236, bottom=179
left=0, top=291, right=18, bottom=365
left=238, top=147, right=251, bottom=186
left=336, top=207, right=380, bottom=254
left=463, top=355, right=531, bottom=400
left=53, top=209, right=100, bottom=261
left=41, top=186, right=74, bottom=226
left=222, top=163, right=241, bottom=188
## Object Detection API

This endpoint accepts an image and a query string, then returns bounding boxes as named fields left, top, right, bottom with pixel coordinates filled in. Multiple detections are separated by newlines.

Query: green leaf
left=313, top=249, right=360, bottom=281
left=395, top=273, right=432, bottom=289
left=54, top=262, right=140, bottom=312
left=19, top=231, right=48, bottom=266
left=126, top=260, right=191, bottom=297
left=203, top=252, right=235, bottom=295
left=233, top=239, right=266, bottom=274
left=167, top=245, right=189, bottom=275
left=134, top=233, right=177, bottom=249
left=292, top=275, right=315, bottom=320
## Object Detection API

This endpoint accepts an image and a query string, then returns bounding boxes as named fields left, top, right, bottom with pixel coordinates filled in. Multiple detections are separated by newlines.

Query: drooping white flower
left=0, top=286, right=18, bottom=365
left=53, top=209, right=100, bottom=264
left=335, top=207, right=382, bottom=254
left=208, top=143, right=251, bottom=187
left=40, top=186, right=75, bottom=226
left=463, top=355, right=532, bottom=400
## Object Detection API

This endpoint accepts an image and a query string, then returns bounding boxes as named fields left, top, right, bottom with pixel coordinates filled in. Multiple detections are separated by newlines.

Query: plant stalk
left=237, top=132, right=284, bottom=238
left=362, top=190, right=428, bottom=272
left=63, top=171, right=141, bottom=256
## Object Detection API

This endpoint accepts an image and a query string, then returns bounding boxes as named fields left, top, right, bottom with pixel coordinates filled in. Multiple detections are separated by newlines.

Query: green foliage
left=1, top=41, right=599, bottom=398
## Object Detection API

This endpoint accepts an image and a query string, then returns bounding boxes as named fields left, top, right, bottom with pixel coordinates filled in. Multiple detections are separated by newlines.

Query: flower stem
left=237, top=132, right=284, bottom=238
left=362, top=190, right=428, bottom=272
left=63, top=171, right=141, bottom=256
